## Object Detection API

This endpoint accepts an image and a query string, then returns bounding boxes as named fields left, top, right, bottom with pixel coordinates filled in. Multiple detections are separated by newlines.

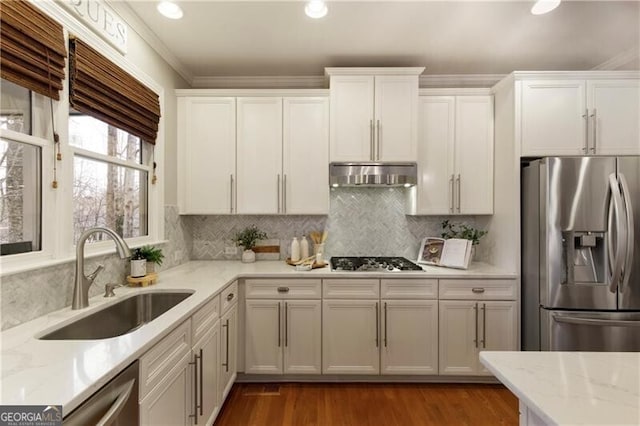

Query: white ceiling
left=122, top=1, right=640, bottom=85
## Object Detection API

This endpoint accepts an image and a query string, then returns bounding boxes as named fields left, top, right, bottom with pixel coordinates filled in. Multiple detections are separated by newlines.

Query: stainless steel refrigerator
left=522, top=156, right=640, bottom=351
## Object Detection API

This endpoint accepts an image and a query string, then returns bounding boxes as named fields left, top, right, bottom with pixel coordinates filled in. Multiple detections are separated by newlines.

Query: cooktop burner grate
left=330, top=256, right=423, bottom=272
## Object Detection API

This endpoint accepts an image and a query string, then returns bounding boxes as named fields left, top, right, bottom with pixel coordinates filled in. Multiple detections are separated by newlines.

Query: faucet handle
left=88, top=264, right=105, bottom=282
left=104, top=282, right=124, bottom=297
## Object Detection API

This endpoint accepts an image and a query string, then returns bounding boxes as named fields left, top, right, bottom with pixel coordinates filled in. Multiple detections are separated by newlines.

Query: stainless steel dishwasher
left=64, top=360, right=139, bottom=425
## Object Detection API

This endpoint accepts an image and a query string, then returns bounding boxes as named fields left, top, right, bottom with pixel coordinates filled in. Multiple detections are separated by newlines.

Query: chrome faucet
left=72, top=227, right=132, bottom=310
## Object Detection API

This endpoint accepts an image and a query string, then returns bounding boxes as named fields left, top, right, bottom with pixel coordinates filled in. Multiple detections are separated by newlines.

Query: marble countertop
left=1, top=260, right=514, bottom=413
left=480, top=351, right=640, bottom=425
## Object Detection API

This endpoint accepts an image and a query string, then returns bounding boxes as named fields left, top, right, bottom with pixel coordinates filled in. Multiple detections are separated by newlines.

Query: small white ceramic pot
left=242, top=249, right=256, bottom=263
left=131, top=259, right=147, bottom=277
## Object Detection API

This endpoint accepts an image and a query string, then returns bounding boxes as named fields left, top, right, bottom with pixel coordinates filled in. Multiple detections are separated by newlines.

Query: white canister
left=291, top=237, right=300, bottom=262
left=300, top=236, right=309, bottom=259
left=130, top=259, right=147, bottom=277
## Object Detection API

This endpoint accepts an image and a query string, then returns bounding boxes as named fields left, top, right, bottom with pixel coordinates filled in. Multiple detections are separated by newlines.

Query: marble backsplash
left=1, top=206, right=191, bottom=330
left=189, top=187, right=485, bottom=261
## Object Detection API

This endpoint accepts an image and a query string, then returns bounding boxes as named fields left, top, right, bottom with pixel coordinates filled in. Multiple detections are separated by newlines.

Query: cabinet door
left=416, top=96, right=455, bottom=214
left=245, top=299, right=282, bottom=374
left=322, top=299, right=380, bottom=374
left=283, top=97, right=329, bottom=214
left=455, top=96, right=494, bottom=214
left=478, top=301, right=518, bottom=375
left=236, top=97, right=283, bottom=214
left=439, top=300, right=477, bottom=375
left=381, top=300, right=438, bottom=375
left=329, top=75, right=375, bottom=161
left=219, top=303, right=237, bottom=400
left=284, top=300, right=322, bottom=374
left=193, top=320, right=220, bottom=425
left=587, top=79, right=640, bottom=155
left=520, top=80, right=587, bottom=156
left=374, top=75, right=418, bottom=161
left=140, top=353, right=192, bottom=426
left=177, top=97, right=236, bottom=214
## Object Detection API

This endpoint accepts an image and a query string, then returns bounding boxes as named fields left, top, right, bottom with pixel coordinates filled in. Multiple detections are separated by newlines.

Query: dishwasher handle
left=95, top=378, right=135, bottom=426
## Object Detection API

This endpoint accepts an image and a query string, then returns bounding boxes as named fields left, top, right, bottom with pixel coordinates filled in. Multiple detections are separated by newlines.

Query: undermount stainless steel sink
left=39, top=291, right=194, bottom=340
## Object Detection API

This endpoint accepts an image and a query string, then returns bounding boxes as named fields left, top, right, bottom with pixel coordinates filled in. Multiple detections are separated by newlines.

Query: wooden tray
left=285, top=258, right=328, bottom=269
left=127, top=272, right=158, bottom=287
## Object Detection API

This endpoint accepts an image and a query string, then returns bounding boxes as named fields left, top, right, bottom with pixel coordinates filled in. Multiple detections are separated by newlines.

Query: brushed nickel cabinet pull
left=375, top=302, right=379, bottom=348
left=384, top=302, right=388, bottom=348
left=198, top=348, right=203, bottom=416
left=582, top=109, right=589, bottom=153
left=456, top=174, right=461, bottom=213
left=277, top=302, right=281, bottom=348
left=189, top=353, right=199, bottom=423
left=376, top=119, right=381, bottom=161
left=449, top=175, right=455, bottom=213
left=471, top=287, right=485, bottom=294
left=222, top=319, right=230, bottom=371
left=277, top=286, right=290, bottom=293
left=285, top=302, right=288, bottom=347
left=277, top=174, right=281, bottom=214
left=226, top=293, right=234, bottom=301
left=283, top=174, right=287, bottom=214
left=230, top=174, right=234, bottom=214
left=481, top=303, right=487, bottom=349
left=473, top=303, right=478, bottom=348
left=590, top=109, right=597, bottom=153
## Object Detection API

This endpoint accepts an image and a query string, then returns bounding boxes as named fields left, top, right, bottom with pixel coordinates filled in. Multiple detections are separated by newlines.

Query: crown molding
left=592, top=47, right=640, bottom=71
left=419, top=88, right=492, bottom=96
left=176, top=88, right=329, bottom=97
left=325, top=67, right=425, bottom=76
left=106, top=1, right=194, bottom=85
left=419, top=74, right=505, bottom=88
left=191, top=75, right=327, bottom=89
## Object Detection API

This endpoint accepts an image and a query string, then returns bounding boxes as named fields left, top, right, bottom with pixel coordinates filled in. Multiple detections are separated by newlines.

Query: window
left=0, top=79, right=32, bottom=136
left=69, top=114, right=149, bottom=244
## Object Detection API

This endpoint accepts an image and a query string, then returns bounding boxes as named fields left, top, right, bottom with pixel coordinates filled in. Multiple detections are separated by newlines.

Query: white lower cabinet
left=219, top=301, right=238, bottom=401
left=140, top=352, right=192, bottom=426
left=193, top=321, right=221, bottom=425
left=381, top=300, right=438, bottom=375
left=439, top=300, right=517, bottom=375
left=245, top=279, right=322, bottom=375
left=322, top=299, right=380, bottom=374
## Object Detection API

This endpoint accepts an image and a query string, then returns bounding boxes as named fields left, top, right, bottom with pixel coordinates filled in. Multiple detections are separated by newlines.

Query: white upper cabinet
left=177, top=97, right=236, bottom=214
left=328, top=68, right=423, bottom=162
left=283, top=97, right=330, bottom=214
left=236, top=97, right=283, bottom=214
left=414, top=94, right=493, bottom=215
left=519, top=76, right=640, bottom=156
left=587, top=80, right=640, bottom=155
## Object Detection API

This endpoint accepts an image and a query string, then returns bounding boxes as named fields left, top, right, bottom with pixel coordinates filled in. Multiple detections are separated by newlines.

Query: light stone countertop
left=1, top=260, right=514, bottom=414
left=480, top=351, right=640, bottom=425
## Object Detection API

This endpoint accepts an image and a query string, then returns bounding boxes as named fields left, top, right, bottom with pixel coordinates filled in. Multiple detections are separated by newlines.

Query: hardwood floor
left=215, top=383, right=519, bottom=425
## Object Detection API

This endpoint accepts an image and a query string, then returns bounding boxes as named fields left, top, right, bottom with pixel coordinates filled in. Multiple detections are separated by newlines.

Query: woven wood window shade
left=69, top=38, right=161, bottom=145
left=0, top=0, right=66, bottom=100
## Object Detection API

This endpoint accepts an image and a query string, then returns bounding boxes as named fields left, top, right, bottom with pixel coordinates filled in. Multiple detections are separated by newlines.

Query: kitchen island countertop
left=480, top=351, right=640, bottom=425
left=1, top=260, right=514, bottom=414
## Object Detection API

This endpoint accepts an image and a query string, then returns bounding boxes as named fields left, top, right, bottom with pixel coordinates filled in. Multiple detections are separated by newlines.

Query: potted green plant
left=233, top=225, right=267, bottom=263
left=139, top=245, right=164, bottom=274
left=441, top=220, right=487, bottom=260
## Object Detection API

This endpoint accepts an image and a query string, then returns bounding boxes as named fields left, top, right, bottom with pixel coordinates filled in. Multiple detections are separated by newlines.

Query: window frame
left=0, top=2, right=165, bottom=275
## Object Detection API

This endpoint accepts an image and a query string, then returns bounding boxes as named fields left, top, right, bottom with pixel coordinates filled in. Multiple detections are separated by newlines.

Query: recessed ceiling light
left=305, top=0, right=328, bottom=19
left=531, top=0, right=561, bottom=15
left=157, top=1, right=183, bottom=20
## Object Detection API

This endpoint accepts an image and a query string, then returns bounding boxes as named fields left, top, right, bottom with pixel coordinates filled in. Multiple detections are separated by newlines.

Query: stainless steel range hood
left=329, top=162, right=417, bottom=187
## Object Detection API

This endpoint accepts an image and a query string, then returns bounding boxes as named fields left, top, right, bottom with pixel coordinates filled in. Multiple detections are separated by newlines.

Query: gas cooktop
left=330, top=256, right=424, bottom=272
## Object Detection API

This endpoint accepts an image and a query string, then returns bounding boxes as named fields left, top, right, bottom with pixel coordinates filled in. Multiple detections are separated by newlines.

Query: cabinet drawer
left=221, top=281, right=239, bottom=312
left=439, top=279, right=516, bottom=300
left=139, top=319, right=191, bottom=399
left=381, top=278, right=438, bottom=299
left=245, top=278, right=321, bottom=299
left=192, top=295, right=220, bottom=344
left=323, top=279, right=379, bottom=299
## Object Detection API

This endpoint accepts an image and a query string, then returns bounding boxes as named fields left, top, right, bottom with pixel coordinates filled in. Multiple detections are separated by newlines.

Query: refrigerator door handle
left=618, top=173, right=635, bottom=293
left=552, top=313, right=640, bottom=328
left=607, top=173, right=626, bottom=293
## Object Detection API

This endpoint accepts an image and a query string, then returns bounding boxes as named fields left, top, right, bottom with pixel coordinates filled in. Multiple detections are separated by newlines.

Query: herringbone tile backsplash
left=189, top=188, right=483, bottom=261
